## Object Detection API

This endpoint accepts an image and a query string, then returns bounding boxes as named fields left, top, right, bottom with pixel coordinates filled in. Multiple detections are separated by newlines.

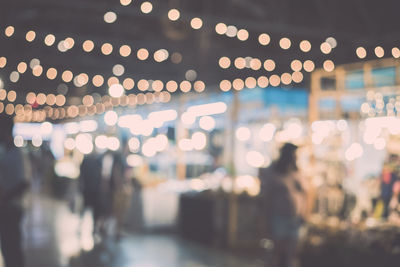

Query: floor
left=1, top=194, right=263, bottom=267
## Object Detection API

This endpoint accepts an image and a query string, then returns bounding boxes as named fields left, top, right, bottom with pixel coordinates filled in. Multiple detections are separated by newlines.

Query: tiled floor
left=1, top=194, right=263, bottom=267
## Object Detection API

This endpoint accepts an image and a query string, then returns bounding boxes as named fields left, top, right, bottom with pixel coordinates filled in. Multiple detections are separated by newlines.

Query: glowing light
left=10, top=71, right=19, bottom=83
left=258, top=33, right=270, bottom=46
left=128, top=137, right=140, bottom=153
left=180, top=81, right=192, bottom=92
left=220, top=80, right=232, bottom=92
left=120, top=0, right=132, bottom=6
left=246, top=151, right=265, bottom=168
left=141, top=2, right=153, bottom=13
left=108, top=84, right=124, bottom=98
left=155, top=134, right=169, bottom=151
left=142, top=139, right=157, bottom=157
left=375, top=46, right=384, bottom=58
left=181, top=112, right=196, bottom=125
left=178, top=139, right=194, bottom=151
left=188, top=102, right=228, bottom=117
left=5, top=26, right=14, bottom=37
left=75, top=134, right=93, bottom=154
left=237, top=29, right=249, bottom=41
left=62, top=70, right=73, bottom=83
left=7, top=91, right=16, bottom=102
left=107, top=137, right=120, bottom=151
left=259, top=123, right=276, bottom=142
left=104, top=11, right=117, bottom=23
left=137, top=48, right=149, bottom=60
left=64, top=138, right=75, bottom=150
left=154, top=49, right=169, bottom=62
left=345, top=143, right=363, bottom=161
left=356, top=47, right=367, bottom=59
left=264, top=59, right=275, bottom=71
left=323, top=60, right=335, bottom=72
left=104, top=110, right=118, bottom=126
left=290, top=60, right=302, bottom=72
left=0, top=57, right=7, bottom=68
left=79, top=120, right=98, bottom=132
left=137, top=79, right=149, bottom=91
left=101, top=43, right=113, bottom=55
left=92, top=75, right=104, bottom=87
left=250, top=58, right=262, bottom=70
left=168, top=9, right=180, bottom=21
left=164, top=80, right=176, bottom=92
left=215, top=23, right=227, bottom=35
left=245, top=77, right=257, bottom=88
left=337, top=120, right=348, bottom=131
left=300, top=40, right=311, bottom=52
left=40, top=122, right=53, bottom=135
left=46, top=67, right=57, bottom=80
left=232, top=79, right=244, bottom=90
left=257, top=76, right=269, bottom=88
left=191, top=18, right=203, bottom=29
left=219, top=57, right=231, bottom=69
left=192, top=132, right=207, bottom=150
left=199, top=116, right=215, bottom=131
left=234, top=57, right=246, bottom=69
left=32, top=135, right=43, bottom=147
left=112, top=64, right=125, bottom=76
left=303, top=60, right=315, bottom=72
left=279, top=38, right=291, bottom=49
left=82, top=40, right=94, bottom=52
left=374, top=138, right=386, bottom=150
left=25, top=30, right=36, bottom=42
left=292, top=72, right=304, bottom=83
left=269, top=75, right=280, bottom=86
left=326, top=37, right=337, bottom=48
left=392, top=47, right=400, bottom=58
left=123, top=78, right=135, bottom=90
left=119, top=45, right=131, bottom=57
left=320, top=42, right=332, bottom=54
left=226, top=25, right=238, bottom=37
left=194, top=81, right=205, bottom=92
left=32, top=65, right=43, bottom=76
left=14, top=135, right=24, bottom=148
left=281, top=73, right=292, bottom=85
left=236, top=127, right=251, bottom=141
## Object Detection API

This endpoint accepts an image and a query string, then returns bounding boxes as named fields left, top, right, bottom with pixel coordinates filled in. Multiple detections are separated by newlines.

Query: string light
left=375, top=46, right=384, bottom=58
left=25, top=30, right=36, bottom=42
left=190, top=18, right=203, bottom=29
left=168, top=9, right=180, bottom=21
left=258, top=33, right=270, bottom=46
left=323, top=60, right=335, bottom=72
left=5, top=26, right=14, bottom=37
left=279, top=38, right=291, bottom=50
left=141, top=2, right=153, bottom=14
left=299, top=40, right=311, bottom=52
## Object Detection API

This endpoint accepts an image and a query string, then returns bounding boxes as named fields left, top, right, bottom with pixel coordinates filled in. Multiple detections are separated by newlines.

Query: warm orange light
left=7, top=90, right=17, bottom=102
left=62, top=70, right=73, bottom=83
left=32, top=65, right=43, bottom=77
left=290, top=60, right=302, bottom=72
left=137, top=48, right=149, bottom=60
left=92, top=75, right=104, bottom=87
left=323, top=60, right=335, bottom=72
left=215, top=23, right=227, bottom=35
left=46, top=94, right=56, bottom=106
left=279, top=38, right=291, bottom=49
left=234, top=57, right=246, bottom=69
left=237, top=29, right=249, bottom=41
left=0, top=57, right=6, bottom=68
left=194, top=81, right=205, bottom=92
left=17, top=62, right=27, bottom=73
left=166, top=81, right=178, bottom=92
left=119, top=45, right=131, bottom=57
left=292, top=72, right=304, bottom=83
left=281, top=73, right=292, bottom=85
left=220, top=80, right=232, bottom=92
left=219, top=57, right=231, bottom=69
left=375, top=46, right=384, bottom=58
left=101, top=43, right=113, bottom=55
left=232, top=79, right=244, bottom=90
left=320, top=42, right=332, bottom=54
left=191, top=18, right=203, bottom=29
left=107, top=77, right=119, bottom=86
left=303, top=60, right=315, bottom=72
left=250, top=58, right=262, bottom=70
left=180, top=81, right=191, bottom=92
left=46, top=68, right=58, bottom=80
left=168, top=9, right=180, bottom=21
left=257, top=76, right=269, bottom=88
left=123, top=78, right=135, bottom=90
left=5, top=26, right=14, bottom=37
left=141, top=2, right=153, bottom=13
left=26, top=92, right=36, bottom=104
left=138, top=79, right=149, bottom=91
left=245, top=77, right=257, bottom=88
left=258, top=33, right=270, bottom=46
left=269, top=75, right=280, bottom=86
left=263, top=59, right=275, bottom=71
left=83, top=40, right=95, bottom=52
left=152, top=80, right=164, bottom=92
left=26, top=30, right=36, bottom=42
left=299, top=40, right=311, bottom=52
left=356, top=47, right=367, bottom=59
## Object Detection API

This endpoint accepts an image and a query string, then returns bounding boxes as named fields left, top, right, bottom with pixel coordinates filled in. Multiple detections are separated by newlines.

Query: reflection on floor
left=1, top=194, right=261, bottom=267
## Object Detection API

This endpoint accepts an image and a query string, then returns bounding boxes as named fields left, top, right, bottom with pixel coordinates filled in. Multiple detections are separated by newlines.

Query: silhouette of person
left=0, top=115, right=28, bottom=267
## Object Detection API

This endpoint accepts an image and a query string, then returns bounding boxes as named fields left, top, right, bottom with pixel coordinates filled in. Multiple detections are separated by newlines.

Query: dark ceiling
left=0, top=0, right=400, bottom=105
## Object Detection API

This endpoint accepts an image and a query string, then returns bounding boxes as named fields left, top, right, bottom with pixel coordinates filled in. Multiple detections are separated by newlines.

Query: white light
left=312, top=132, right=324, bottom=145
left=191, top=132, right=207, bottom=150
left=107, top=136, right=120, bottom=151
left=337, top=120, right=348, bottom=131
left=199, top=116, right=216, bottom=131
left=127, top=154, right=143, bottom=167
left=142, top=139, right=157, bottom=157
left=345, top=143, right=363, bottom=161
left=64, top=122, right=79, bottom=134
left=79, top=120, right=98, bottom=132
left=104, top=11, right=117, bottom=23
left=187, top=102, right=227, bottom=117
left=259, top=123, right=276, bottom=142
left=64, top=138, right=76, bottom=150
left=236, top=127, right=251, bottom=141
left=108, top=84, right=124, bottom=98
left=374, top=138, right=386, bottom=150
left=112, top=64, right=125, bottom=76
left=32, top=135, right=43, bottom=147
left=235, top=175, right=261, bottom=196
left=148, top=109, right=177, bottom=128
left=246, top=151, right=265, bottom=168
left=155, top=134, right=169, bottom=152
left=14, top=135, right=24, bottom=147
left=75, top=133, right=93, bottom=154
left=139, top=120, right=154, bottom=136
left=95, top=135, right=108, bottom=150
left=285, top=120, right=303, bottom=139
left=118, top=114, right=142, bottom=128
left=104, top=111, right=118, bottom=126
left=128, top=137, right=140, bottom=153
left=40, top=122, right=53, bottom=135
left=181, top=112, right=196, bottom=125
left=178, top=138, right=194, bottom=151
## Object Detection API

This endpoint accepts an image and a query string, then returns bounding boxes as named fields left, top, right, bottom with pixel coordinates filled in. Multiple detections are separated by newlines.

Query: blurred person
left=380, top=154, right=398, bottom=218
left=108, top=145, right=132, bottom=240
left=259, top=143, right=309, bottom=267
left=79, top=150, right=105, bottom=237
left=0, top=115, right=28, bottom=267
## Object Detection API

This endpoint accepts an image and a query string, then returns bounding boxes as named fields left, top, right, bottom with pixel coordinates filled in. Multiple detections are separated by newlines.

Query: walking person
left=259, top=143, right=309, bottom=267
left=0, top=115, right=28, bottom=267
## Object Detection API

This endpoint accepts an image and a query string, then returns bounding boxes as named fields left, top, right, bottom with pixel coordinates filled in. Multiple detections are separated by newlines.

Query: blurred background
left=1, top=0, right=400, bottom=266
